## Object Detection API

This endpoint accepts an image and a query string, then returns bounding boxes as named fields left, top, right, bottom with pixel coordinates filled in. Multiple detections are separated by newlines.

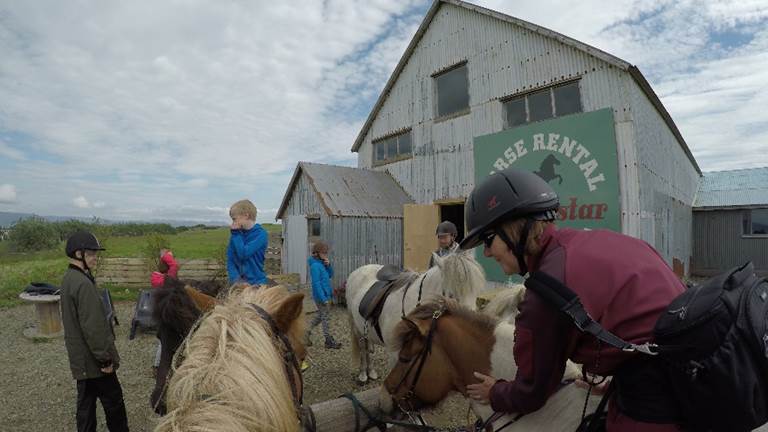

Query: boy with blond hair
left=227, top=199, right=268, bottom=285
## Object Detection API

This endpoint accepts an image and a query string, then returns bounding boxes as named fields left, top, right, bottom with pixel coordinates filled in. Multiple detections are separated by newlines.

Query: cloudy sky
left=1, top=0, right=767, bottom=223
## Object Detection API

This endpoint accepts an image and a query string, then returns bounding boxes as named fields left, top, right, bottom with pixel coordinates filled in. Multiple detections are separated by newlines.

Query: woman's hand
left=467, top=371, right=495, bottom=404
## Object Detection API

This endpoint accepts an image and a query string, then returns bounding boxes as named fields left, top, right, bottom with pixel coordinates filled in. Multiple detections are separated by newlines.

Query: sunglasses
left=481, top=231, right=497, bottom=248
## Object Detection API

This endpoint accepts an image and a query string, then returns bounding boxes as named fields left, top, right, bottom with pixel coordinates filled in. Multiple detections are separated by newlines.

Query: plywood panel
left=403, top=204, right=440, bottom=271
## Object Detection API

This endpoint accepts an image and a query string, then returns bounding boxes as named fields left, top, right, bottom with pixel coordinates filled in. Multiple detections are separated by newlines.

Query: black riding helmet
left=460, top=168, right=559, bottom=274
left=436, top=221, right=458, bottom=236
left=66, top=231, right=106, bottom=259
left=66, top=231, right=105, bottom=274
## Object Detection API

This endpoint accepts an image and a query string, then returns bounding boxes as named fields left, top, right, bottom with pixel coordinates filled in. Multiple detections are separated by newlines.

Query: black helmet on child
left=460, top=168, right=559, bottom=250
left=436, top=221, right=458, bottom=236
left=65, top=231, right=106, bottom=259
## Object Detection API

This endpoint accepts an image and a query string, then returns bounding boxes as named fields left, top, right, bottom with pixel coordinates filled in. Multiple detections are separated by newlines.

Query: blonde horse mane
left=482, top=284, right=526, bottom=321
left=432, top=250, right=486, bottom=302
left=154, top=284, right=305, bottom=432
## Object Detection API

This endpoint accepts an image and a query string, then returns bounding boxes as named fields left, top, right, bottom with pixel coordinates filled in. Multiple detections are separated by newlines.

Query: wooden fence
left=96, top=254, right=281, bottom=288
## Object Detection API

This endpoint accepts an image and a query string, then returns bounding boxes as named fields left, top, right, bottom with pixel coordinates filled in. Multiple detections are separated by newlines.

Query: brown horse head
left=382, top=298, right=496, bottom=412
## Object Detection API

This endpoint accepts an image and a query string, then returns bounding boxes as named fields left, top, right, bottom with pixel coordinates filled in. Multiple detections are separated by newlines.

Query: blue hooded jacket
left=227, top=224, right=268, bottom=285
left=308, top=256, right=334, bottom=303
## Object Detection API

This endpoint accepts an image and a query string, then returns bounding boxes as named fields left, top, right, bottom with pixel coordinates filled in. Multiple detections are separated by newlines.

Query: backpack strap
left=525, top=271, right=659, bottom=356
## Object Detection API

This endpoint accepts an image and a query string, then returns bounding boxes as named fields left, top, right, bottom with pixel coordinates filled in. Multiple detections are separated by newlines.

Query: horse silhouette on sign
left=534, top=154, right=563, bottom=184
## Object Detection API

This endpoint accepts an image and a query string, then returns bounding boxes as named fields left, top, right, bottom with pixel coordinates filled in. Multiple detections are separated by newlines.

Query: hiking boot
left=324, top=338, right=342, bottom=349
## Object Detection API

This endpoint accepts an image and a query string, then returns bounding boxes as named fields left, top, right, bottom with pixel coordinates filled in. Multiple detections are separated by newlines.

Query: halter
left=248, top=303, right=304, bottom=417
left=391, top=304, right=445, bottom=412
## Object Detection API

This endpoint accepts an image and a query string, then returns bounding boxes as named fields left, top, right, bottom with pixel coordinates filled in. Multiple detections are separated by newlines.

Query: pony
left=153, top=283, right=307, bottom=432
left=381, top=297, right=596, bottom=431
left=150, top=277, right=222, bottom=415
left=346, top=250, right=486, bottom=383
left=534, top=154, right=563, bottom=185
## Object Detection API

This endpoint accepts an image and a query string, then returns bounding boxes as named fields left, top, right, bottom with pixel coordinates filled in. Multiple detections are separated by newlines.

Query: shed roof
left=694, top=167, right=768, bottom=210
left=276, top=162, right=414, bottom=219
left=350, top=0, right=701, bottom=174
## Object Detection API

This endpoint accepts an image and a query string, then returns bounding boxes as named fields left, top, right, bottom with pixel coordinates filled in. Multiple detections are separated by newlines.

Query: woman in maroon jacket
left=462, top=168, right=684, bottom=431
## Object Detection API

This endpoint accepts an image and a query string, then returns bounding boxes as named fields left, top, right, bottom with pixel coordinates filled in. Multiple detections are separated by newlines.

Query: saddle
left=358, top=265, right=418, bottom=341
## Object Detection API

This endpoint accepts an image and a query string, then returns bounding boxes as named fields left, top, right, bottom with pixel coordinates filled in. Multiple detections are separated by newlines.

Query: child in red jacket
left=150, top=248, right=179, bottom=373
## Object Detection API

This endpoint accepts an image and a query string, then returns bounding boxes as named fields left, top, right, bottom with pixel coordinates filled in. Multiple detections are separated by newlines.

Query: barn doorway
left=439, top=203, right=465, bottom=243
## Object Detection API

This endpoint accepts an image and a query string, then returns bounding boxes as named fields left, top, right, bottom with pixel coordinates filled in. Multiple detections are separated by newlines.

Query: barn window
left=308, top=218, right=321, bottom=237
left=743, top=209, right=768, bottom=236
left=372, top=130, right=412, bottom=166
left=434, top=63, right=469, bottom=118
left=503, top=80, right=582, bottom=129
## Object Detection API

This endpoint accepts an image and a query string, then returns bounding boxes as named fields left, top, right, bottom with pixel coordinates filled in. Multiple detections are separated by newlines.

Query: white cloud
left=0, top=184, right=17, bottom=203
left=72, top=196, right=90, bottom=208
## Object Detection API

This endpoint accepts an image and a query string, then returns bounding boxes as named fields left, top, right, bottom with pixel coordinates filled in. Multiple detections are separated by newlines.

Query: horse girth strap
left=247, top=303, right=304, bottom=412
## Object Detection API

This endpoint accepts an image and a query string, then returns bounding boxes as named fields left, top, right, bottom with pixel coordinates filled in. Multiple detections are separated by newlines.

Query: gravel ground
left=0, top=294, right=468, bottom=432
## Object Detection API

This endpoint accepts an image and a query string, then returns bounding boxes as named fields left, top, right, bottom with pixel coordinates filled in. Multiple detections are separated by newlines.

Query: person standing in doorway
left=428, top=220, right=460, bottom=268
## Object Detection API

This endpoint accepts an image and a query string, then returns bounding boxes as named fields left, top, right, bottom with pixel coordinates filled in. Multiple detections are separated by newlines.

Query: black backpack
left=525, top=262, right=768, bottom=432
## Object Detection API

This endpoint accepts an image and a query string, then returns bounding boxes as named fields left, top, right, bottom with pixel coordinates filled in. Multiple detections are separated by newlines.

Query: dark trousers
left=76, top=373, right=129, bottom=432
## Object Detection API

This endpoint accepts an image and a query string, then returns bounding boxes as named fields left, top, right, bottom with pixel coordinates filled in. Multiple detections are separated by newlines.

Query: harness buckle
left=432, top=309, right=443, bottom=319
left=625, top=343, right=659, bottom=356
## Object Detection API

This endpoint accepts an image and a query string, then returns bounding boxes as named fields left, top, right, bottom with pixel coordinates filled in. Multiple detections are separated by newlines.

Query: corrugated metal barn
left=692, top=167, right=768, bottom=276
left=349, top=0, right=700, bottom=280
left=276, top=162, right=414, bottom=287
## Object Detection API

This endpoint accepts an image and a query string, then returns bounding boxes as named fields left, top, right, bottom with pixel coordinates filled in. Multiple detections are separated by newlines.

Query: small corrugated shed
left=692, top=167, right=768, bottom=276
left=276, top=162, right=414, bottom=219
left=277, top=162, right=414, bottom=286
left=694, top=167, right=768, bottom=209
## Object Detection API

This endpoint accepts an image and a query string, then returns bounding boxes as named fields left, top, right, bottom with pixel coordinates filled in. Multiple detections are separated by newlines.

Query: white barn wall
left=358, top=3, right=632, bottom=205
left=628, top=82, right=699, bottom=270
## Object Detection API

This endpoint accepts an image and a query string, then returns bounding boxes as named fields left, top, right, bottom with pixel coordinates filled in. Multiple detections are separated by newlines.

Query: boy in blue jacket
left=307, top=241, right=341, bottom=349
left=227, top=199, right=268, bottom=285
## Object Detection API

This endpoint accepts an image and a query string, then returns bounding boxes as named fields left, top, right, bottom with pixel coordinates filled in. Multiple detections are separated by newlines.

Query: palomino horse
left=346, top=251, right=485, bottom=383
left=153, top=283, right=307, bottom=432
left=381, top=298, right=596, bottom=431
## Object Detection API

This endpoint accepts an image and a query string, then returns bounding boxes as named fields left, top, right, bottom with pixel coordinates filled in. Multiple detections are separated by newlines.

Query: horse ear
left=432, top=252, right=444, bottom=268
left=402, top=317, right=430, bottom=337
left=274, top=292, right=305, bottom=333
left=185, top=286, right=216, bottom=313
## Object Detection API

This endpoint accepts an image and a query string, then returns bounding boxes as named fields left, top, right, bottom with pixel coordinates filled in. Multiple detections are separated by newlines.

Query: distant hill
left=0, top=212, right=229, bottom=228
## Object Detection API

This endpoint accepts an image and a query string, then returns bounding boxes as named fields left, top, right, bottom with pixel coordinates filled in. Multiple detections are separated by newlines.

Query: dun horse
left=346, top=251, right=485, bottom=383
left=152, top=282, right=306, bottom=432
left=381, top=297, right=594, bottom=431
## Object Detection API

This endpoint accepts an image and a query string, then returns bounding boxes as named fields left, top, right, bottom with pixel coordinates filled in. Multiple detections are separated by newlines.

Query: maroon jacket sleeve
left=489, top=288, right=573, bottom=414
left=161, top=252, right=179, bottom=278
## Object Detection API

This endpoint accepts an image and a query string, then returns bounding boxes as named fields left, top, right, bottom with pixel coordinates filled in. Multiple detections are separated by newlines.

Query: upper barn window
left=503, top=80, right=582, bottom=129
left=743, top=209, right=768, bottom=236
left=373, top=130, right=412, bottom=166
left=434, top=62, right=469, bottom=119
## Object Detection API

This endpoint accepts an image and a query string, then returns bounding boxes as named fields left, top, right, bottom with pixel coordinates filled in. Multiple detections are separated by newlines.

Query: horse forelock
left=153, top=280, right=202, bottom=338
left=393, top=297, right=498, bottom=350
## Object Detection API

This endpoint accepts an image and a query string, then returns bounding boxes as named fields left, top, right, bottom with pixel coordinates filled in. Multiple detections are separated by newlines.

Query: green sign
left=473, top=108, right=620, bottom=282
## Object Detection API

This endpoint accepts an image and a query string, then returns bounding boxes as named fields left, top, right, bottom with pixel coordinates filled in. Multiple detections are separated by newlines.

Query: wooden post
left=18, top=293, right=63, bottom=338
left=303, top=388, right=415, bottom=432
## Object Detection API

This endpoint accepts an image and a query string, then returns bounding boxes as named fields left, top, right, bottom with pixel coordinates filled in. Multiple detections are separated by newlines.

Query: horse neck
left=437, top=316, right=494, bottom=393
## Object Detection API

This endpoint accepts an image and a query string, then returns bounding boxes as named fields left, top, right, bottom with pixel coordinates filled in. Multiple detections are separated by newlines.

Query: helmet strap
left=496, top=218, right=533, bottom=276
left=77, top=250, right=93, bottom=275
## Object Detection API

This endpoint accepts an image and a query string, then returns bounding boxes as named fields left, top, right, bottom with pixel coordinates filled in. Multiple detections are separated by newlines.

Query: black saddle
left=359, top=265, right=418, bottom=341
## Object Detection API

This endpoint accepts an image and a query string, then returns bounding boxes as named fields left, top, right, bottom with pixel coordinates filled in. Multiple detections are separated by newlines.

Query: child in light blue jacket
left=307, top=241, right=341, bottom=349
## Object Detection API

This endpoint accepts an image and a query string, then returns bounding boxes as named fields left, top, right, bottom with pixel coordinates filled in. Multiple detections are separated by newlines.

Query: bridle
left=248, top=303, right=304, bottom=417
left=390, top=304, right=445, bottom=413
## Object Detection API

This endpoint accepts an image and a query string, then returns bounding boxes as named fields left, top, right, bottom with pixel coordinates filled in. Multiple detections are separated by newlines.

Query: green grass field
left=0, top=224, right=281, bottom=308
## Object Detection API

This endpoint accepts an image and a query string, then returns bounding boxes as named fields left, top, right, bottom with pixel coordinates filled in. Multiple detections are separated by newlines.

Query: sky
left=1, top=0, right=767, bottom=223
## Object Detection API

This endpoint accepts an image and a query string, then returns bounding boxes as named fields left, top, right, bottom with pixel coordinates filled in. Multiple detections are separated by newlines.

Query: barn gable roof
left=694, top=167, right=768, bottom=210
left=276, top=162, right=414, bottom=219
left=350, top=0, right=701, bottom=174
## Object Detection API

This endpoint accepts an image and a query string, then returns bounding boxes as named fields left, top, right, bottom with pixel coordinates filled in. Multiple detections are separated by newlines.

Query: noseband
left=248, top=303, right=304, bottom=416
left=391, top=305, right=445, bottom=409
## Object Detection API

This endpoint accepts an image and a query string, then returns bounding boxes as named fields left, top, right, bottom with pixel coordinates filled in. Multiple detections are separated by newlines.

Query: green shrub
left=141, top=233, right=171, bottom=274
left=8, top=217, right=60, bottom=252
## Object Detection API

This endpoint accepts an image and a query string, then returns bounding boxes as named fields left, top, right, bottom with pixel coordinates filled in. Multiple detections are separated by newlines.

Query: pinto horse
left=346, top=251, right=485, bottom=383
left=153, top=282, right=306, bottom=431
left=381, top=297, right=595, bottom=431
